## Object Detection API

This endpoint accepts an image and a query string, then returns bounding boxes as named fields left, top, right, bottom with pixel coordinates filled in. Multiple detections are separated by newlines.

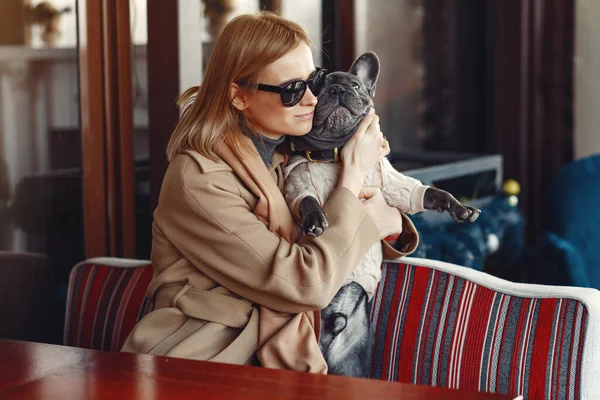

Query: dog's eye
left=351, top=82, right=360, bottom=89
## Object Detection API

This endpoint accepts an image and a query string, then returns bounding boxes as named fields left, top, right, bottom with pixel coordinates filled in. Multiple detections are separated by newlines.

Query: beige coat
left=121, top=135, right=418, bottom=373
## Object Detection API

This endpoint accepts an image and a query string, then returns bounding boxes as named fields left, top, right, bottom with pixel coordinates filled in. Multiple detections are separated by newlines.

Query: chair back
left=63, top=257, right=154, bottom=351
left=370, top=257, right=600, bottom=400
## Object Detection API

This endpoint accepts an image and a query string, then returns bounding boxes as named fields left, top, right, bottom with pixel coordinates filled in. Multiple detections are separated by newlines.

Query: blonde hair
left=166, top=12, right=311, bottom=161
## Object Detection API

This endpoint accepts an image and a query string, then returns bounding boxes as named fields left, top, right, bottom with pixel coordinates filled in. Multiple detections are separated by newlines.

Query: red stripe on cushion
left=528, top=298, right=558, bottom=399
left=74, top=265, right=97, bottom=347
left=396, top=265, right=431, bottom=383
left=69, top=264, right=94, bottom=346
left=79, top=266, right=111, bottom=348
left=116, top=266, right=153, bottom=351
left=101, top=269, right=131, bottom=350
left=111, top=268, right=141, bottom=351
left=91, top=268, right=116, bottom=349
left=64, top=262, right=154, bottom=352
left=459, top=286, right=495, bottom=391
left=372, top=263, right=590, bottom=399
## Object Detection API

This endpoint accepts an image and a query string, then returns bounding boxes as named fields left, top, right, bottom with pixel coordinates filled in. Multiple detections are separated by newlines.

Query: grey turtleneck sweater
left=250, top=134, right=286, bottom=166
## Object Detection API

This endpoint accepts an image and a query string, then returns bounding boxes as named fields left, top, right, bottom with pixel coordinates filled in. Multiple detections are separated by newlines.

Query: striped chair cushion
left=63, top=260, right=154, bottom=351
left=370, top=261, right=588, bottom=400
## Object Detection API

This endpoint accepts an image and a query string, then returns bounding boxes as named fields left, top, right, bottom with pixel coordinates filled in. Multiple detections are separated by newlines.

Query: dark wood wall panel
left=104, top=0, right=136, bottom=258
left=147, top=1, right=179, bottom=212
left=78, top=0, right=137, bottom=258
left=488, top=0, right=574, bottom=241
left=421, top=0, right=488, bottom=153
left=420, top=0, right=574, bottom=242
left=78, top=0, right=108, bottom=258
left=322, top=0, right=355, bottom=72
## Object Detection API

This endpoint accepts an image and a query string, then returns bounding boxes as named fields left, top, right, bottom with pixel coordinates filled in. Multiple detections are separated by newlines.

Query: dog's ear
left=348, top=52, right=380, bottom=97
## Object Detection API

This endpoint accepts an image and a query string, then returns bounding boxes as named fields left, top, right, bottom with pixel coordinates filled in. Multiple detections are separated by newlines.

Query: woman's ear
left=230, top=83, right=249, bottom=111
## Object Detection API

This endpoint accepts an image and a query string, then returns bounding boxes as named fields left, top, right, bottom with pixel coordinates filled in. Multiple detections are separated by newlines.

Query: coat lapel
left=216, top=135, right=325, bottom=373
left=216, top=135, right=298, bottom=243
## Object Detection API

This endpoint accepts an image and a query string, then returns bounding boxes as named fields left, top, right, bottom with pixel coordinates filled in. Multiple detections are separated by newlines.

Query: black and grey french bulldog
left=283, top=51, right=479, bottom=377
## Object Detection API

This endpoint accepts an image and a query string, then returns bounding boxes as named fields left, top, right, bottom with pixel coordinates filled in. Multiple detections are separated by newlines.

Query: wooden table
left=0, top=339, right=518, bottom=399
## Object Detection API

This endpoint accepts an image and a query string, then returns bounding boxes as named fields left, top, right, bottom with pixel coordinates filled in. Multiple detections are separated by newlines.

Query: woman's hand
left=338, top=108, right=389, bottom=196
left=359, top=187, right=403, bottom=239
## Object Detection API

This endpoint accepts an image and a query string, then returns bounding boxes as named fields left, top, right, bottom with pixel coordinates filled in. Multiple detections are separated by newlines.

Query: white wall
left=178, top=0, right=204, bottom=93
left=574, top=0, right=600, bottom=159
left=177, top=0, right=323, bottom=91
left=30, top=0, right=148, bottom=48
left=281, top=0, right=322, bottom=67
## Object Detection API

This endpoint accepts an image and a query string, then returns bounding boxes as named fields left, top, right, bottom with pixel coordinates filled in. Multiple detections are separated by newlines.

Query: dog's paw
left=424, top=188, right=481, bottom=223
left=302, top=209, right=329, bottom=237
left=449, top=203, right=481, bottom=223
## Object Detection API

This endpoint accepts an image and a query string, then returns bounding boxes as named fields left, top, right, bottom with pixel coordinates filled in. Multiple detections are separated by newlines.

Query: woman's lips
left=295, top=110, right=314, bottom=120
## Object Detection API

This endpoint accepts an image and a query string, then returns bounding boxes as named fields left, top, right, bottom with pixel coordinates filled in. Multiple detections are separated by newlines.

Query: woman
left=121, top=12, right=418, bottom=374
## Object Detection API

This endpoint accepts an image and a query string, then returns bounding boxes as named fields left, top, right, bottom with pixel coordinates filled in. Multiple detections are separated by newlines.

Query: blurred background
left=0, top=0, right=597, bottom=345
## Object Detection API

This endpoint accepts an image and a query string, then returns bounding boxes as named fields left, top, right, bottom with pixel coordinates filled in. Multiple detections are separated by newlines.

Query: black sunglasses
left=257, top=68, right=327, bottom=107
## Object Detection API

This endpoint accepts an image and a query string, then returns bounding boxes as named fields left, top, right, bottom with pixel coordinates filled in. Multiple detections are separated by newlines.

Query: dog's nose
left=328, top=85, right=345, bottom=96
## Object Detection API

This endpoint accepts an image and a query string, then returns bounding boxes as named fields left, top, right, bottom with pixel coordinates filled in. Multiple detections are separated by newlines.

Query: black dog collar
left=291, top=143, right=341, bottom=163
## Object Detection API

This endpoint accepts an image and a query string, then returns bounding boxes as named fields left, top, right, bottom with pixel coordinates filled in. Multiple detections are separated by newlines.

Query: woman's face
left=244, top=43, right=318, bottom=140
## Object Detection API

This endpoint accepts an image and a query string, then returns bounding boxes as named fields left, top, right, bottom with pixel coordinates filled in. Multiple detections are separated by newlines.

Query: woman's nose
left=300, top=87, right=318, bottom=107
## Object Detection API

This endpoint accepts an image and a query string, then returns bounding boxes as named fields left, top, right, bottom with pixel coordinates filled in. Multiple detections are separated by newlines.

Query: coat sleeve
left=381, top=213, right=419, bottom=259
left=154, top=158, right=381, bottom=313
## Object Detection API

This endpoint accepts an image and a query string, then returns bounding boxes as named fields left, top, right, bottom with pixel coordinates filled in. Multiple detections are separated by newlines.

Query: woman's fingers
left=353, top=108, right=376, bottom=140
left=365, top=115, right=380, bottom=139
left=359, top=186, right=382, bottom=200
left=381, top=138, right=390, bottom=157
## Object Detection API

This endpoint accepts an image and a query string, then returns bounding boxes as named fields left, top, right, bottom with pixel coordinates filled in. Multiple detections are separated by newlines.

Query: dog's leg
left=372, top=157, right=480, bottom=222
left=320, top=282, right=374, bottom=377
left=283, top=162, right=322, bottom=226
left=371, top=157, right=429, bottom=214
